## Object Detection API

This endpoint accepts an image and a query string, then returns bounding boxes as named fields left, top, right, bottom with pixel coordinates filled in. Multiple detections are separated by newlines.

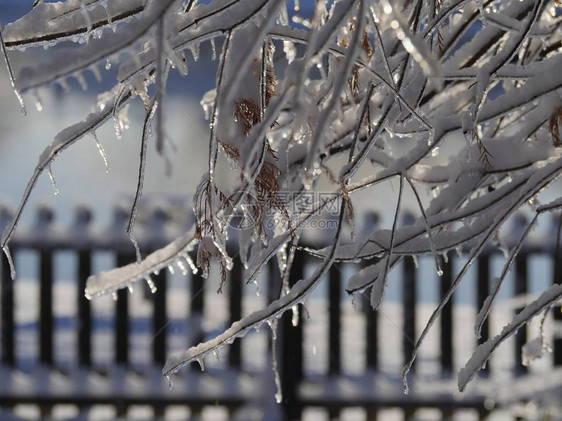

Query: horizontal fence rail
left=0, top=204, right=561, bottom=420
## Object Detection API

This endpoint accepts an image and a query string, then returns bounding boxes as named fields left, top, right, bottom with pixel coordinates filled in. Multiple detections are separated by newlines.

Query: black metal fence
left=0, top=204, right=561, bottom=420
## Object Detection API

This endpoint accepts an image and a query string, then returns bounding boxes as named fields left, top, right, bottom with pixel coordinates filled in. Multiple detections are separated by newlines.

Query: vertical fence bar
left=190, top=266, right=205, bottom=372
left=328, top=265, right=341, bottom=375
left=115, top=254, right=131, bottom=366
left=362, top=273, right=378, bottom=421
left=553, top=214, right=562, bottom=366
left=514, top=252, right=528, bottom=374
left=152, top=270, right=167, bottom=365
left=403, top=255, right=416, bottom=373
left=39, top=249, right=54, bottom=366
left=78, top=250, right=92, bottom=367
left=328, top=265, right=341, bottom=421
left=1, top=250, right=14, bottom=366
left=363, top=259, right=379, bottom=372
left=36, top=206, right=55, bottom=367
left=229, top=257, right=242, bottom=369
left=75, top=207, right=92, bottom=367
left=477, top=254, right=490, bottom=376
left=440, top=255, right=453, bottom=373
left=280, top=250, right=304, bottom=421
left=362, top=213, right=379, bottom=377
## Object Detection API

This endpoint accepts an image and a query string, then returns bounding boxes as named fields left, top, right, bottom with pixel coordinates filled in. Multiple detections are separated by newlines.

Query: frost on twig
left=459, top=284, right=562, bottom=392
left=1, top=0, right=561, bottom=397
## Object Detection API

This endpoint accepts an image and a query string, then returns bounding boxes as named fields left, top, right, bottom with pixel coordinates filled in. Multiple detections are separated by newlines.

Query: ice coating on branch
left=459, top=284, right=562, bottom=391
left=0, top=24, right=26, bottom=115
left=10, top=0, right=177, bottom=93
left=2, top=246, right=16, bottom=280
left=91, top=132, right=110, bottom=173
left=85, top=229, right=196, bottom=298
left=163, top=228, right=340, bottom=376
left=2, top=0, right=562, bottom=399
left=3, top=0, right=146, bottom=50
left=522, top=336, right=551, bottom=367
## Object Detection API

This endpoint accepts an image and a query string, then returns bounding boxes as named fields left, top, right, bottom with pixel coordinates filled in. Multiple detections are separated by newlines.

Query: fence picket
left=440, top=256, right=453, bottom=373
left=78, top=250, right=92, bottom=367
left=115, top=254, right=132, bottom=366
left=1, top=250, right=14, bottom=367
left=403, top=255, right=416, bottom=373
left=229, top=257, right=242, bottom=369
left=0, top=206, right=557, bottom=418
left=152, top=270, right=167, bottom=365
left=281, top=250, right=304, bottom=421
left=476, top=254, right=490, bottom=376
left=514, top=252, right=528, bottom=374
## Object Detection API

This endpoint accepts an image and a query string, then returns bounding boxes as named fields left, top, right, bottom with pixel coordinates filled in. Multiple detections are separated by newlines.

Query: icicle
left=58, top=78, right=70, bottom=94
left=113, top=105, right=130, bottom=140
left=213, top=349, right=220, bottom=361
left=300, top=302, right=310, bottom=320
left=267, top=320, right=277, bottom=340
left=101, top=0, right=112, bottom=24
left=431, top=146, right=440, bottom=157
left=176, top=52, right=188, bottom=76
left=92, top=132, right=110, bottom=173
left=312, top=344, right=317, bottom=356
left=90, top=65, right=102, bottom=83
left=112, top=292, right=118, bottom=301
left=129, top=233, right=142, bottom=264
left=271, top=319, right=282, bottom=404
left=283, top=41, right=296, bottom=64
left=2, top=245, right=16, bottom=280
left=48, top=165, right=60, bottom=195
left=210, top=38, right=216, bottom=60
left=127, top=283, right=134, bottom=294
left=113, top=116, right=122, bottom=139
left=0, top=25, right=26, bottom=115
left=277, top=1, right=289, bottom=25
left=181, top=253, right=198, bottom=274
left=75, top=73, right=88, bottom=91
left=412, top=255, right=419, bottom=268
left=166, top=374, right=174, bottom=390
left=177, top=260, right=188, bottom=276
left=189, top=44, right=200, bottom=62
left=145, top=276, right=157, bottom=293
left=34, top=91, right=43, bottom=112
left=442, top=252, right=449, bottom=264
left=253, top=280, right=261, bottom=297
left=80, top=0, right=93, bottom=32
left=291, top=305, right=299, bottom=327
left=105, top=60, right=112, bottom=70
left=168, top=264, right=175, bottom=275
left=499, top=245, right=509, bottom=260
left=202, top=103, right=210, bottom=120
left=431, top=186, right=440, bottom=198
left=455, top=246, right=463, bottom=258
left=196, top=357, right=205, bottom=371
left=294, top=0, right=300, bottom=11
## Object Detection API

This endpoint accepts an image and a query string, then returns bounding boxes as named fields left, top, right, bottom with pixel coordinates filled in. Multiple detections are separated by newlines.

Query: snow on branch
left=1, top=0, right=561, bottom=397
left=459, top=283, right=562, bottom=392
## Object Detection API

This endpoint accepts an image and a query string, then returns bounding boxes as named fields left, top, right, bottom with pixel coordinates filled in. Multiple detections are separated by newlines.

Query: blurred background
left=1, top=1, right=562, bottom=420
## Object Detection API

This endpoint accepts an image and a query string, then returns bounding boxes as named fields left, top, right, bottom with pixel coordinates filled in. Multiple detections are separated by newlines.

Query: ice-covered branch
left=459, top=283, right=562, bottom=392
